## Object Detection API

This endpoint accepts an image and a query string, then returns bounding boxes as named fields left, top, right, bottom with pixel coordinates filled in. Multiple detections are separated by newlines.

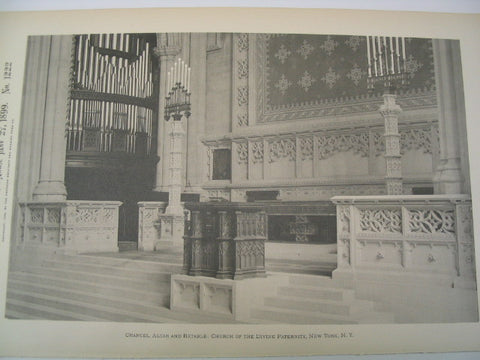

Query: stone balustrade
left=331, top=195, right=476, bottom=288
left=183, top=202, right=267, bottom=279
left=19, top=200, right=122, bottom=253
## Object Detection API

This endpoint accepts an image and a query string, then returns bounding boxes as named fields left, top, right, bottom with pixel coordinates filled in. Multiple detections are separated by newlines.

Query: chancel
left=6, top=33, right=477, bottom=324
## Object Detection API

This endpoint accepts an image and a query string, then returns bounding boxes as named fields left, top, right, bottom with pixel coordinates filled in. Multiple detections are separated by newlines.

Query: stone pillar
left=32, top=35, right=73, bottom=201
left=379, top=93, right=403, bottom=195
left=165, top=120, right=185, bottom=215
left=432, top=39, right=465, bottom=194
left=185, top=33, right=207, bottom=193
left=153, top=34, right=181, bottom=193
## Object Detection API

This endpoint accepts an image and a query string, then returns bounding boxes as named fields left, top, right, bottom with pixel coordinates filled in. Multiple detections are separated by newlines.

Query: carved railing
left=183, top=202, right=267, bottom=279
left=331, top=195, right=476, bottom=286
left=19, top=201, right=121, bottom=253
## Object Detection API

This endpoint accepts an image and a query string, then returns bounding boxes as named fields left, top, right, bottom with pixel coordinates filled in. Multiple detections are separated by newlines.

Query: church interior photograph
left=5, top=32, right=477, bottom=324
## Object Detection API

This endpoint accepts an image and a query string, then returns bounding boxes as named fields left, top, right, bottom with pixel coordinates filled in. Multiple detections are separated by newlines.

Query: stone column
left=153, top=34, right=181, bottom=193
left=379, top=93, right=403, bottom=195
left=185, top=33, right=207, bottom=193
left=432, top=39, right=465, bottom=194
left=32, top=35, right=74, bottom=201
left=165, top=120, right=185, bottom=215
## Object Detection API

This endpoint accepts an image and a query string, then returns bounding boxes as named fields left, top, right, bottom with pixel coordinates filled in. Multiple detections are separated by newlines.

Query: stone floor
left=89, top=242, right=338, bottom=276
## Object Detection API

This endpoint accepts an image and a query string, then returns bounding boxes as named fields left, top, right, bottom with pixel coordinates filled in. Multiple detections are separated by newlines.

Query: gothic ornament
left=269, top=138, right=296, bottom=162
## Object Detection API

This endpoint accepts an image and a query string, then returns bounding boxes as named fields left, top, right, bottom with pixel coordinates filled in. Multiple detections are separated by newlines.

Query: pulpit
left=183, top=202, right=267, bottom=279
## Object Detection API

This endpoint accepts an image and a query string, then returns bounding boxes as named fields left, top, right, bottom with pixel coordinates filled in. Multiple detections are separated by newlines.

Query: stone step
left=80, top=251, right=184, bottom=265
left=263, top=295, right=374, bottom=316
left=250, top=306, right=357, bottom=324
left=277, top=285, right=355, bottom=302
left=6, top=288, right=183, bottom=323
left=118, top=241, right=138, bottom=252
left=8, top=275, right=169, bottom=307
left=288, top=274, right=354, bottom=289
left=47, top=253, right=183, bottom=272
left=5, top=298, right=101, bottom=321
left=40, top=258, right=179, bottom=281
left=13, top=266, right=170, bottom=293
left=7, top=280, right=172, bottom=318
left=6, top=287, right=241, bottom=324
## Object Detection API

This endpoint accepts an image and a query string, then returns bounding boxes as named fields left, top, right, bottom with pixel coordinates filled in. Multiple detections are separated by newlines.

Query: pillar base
left=158, top=213, right=185, bottom=248
left=434, top=158, right=463, bottom=194
left=32, top=180, right=67, bottom=201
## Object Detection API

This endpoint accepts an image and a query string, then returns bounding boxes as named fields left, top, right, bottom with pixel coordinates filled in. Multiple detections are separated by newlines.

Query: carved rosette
left=233, top=34, right=249, bottom=127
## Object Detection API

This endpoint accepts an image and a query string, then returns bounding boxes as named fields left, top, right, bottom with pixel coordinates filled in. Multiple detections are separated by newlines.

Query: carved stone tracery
left=251, top=141, right=264, bottom=164
left=234, top=34, right=249, bottom=127
left=269, top=138, right=296, bottom=162
left=299, top=136, right=313, bottom=160
left=236, top=142, right=248, bottom=164
left=408, top=208, right=455, bottom=235
left=316, top=133, right=369, bottom=160
left=359, top=208, right=402, bottom=233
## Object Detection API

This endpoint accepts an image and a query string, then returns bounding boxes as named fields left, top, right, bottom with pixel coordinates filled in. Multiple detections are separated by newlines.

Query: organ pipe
left=68, top=34, right=155, bottom=155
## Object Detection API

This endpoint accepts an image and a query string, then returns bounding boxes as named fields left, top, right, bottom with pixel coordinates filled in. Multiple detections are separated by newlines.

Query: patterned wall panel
left=255, top=34, right=435, bottom=123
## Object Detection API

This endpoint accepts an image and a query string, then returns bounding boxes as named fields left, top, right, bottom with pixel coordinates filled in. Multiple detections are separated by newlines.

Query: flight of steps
left=5, top=251, right=237, bottom=323
left=249, top=273, right=394, bottom=324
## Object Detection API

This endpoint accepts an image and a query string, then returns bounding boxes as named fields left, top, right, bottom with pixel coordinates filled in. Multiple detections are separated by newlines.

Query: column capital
left=153, top=45, right=181, bottom=60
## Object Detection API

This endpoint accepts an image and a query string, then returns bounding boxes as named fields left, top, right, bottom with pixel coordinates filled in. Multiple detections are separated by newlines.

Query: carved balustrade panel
left=19, top=201, right=121, bottom=253
left=406, top=207, right=455, bottom=237
left=331, top=195, right=475, bottom=286
left=20, top=204, right=64, bottom=246
left=358, top=208, right=402, bottom=234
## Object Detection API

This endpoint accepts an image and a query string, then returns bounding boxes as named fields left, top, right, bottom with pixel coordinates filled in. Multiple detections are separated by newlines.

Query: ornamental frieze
left=374, top=126, right=436, bottom=156
left=316, top=133, right=369, bottom=159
